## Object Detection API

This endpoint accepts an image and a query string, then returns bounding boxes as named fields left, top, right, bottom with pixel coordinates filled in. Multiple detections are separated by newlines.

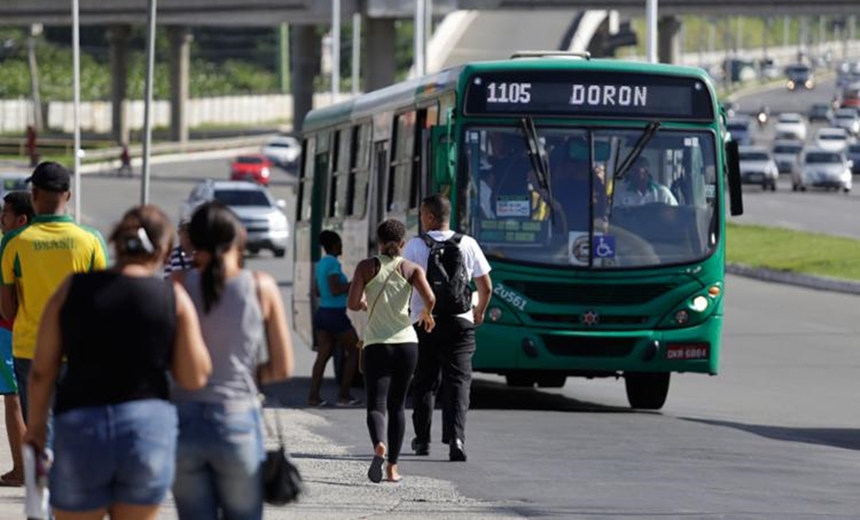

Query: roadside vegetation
left=727, top=223, right=860, bottom=281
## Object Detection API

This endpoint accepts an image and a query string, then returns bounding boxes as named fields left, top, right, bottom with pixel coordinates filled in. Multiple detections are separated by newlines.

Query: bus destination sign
left=464, top=71, right=714, bottom=120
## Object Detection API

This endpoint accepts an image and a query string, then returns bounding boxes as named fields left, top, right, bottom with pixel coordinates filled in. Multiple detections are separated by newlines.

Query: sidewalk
left=0, top=405, right=518, bottom=519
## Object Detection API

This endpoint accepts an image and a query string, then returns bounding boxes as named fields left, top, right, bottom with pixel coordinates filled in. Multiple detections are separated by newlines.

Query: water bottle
left=23, top=443, right=52, bottom=519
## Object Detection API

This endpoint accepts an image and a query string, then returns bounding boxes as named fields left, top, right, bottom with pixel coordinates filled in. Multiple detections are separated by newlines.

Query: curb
left=77, top=145, right=261, bottom=174
left=727, top=263, right=860, bottom=296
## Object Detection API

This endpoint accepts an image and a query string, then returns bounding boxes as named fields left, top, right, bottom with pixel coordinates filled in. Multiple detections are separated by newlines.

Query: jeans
left=411, top=317, right=476, bottom=445
left=173, top=400, right=264, bottom=520
left=50, top=399, right=177, bottom=511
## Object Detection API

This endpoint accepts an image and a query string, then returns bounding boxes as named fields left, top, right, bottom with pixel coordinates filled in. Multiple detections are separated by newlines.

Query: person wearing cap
left=0, top=162, right=109, bottom=432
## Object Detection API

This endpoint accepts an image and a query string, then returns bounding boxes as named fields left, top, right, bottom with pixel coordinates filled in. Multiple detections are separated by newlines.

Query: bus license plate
left=666, top=343, right=709, bottom=360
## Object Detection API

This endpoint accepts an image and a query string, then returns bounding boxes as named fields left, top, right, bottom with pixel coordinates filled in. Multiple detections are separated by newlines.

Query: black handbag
left=262, top=408, right=304, bottom=505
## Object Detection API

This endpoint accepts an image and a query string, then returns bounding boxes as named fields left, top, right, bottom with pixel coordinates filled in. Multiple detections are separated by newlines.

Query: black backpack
left=421, top=233, right=472, bottom=316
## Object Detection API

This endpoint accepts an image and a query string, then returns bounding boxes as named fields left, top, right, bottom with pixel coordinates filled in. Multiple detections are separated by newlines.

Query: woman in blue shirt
left=309, top=230, right=360, bottom=406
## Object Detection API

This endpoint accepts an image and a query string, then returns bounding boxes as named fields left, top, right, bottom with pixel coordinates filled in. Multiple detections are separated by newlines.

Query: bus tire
left=505, top=374, right=535, bottom=388
left=624, top=372, right=670, bottom=410
left=536, top=375, right=567, bottom=388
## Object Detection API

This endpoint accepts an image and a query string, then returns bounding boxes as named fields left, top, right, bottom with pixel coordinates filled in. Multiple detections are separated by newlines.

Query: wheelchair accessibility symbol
left=592, top=235, right=616, bottom=259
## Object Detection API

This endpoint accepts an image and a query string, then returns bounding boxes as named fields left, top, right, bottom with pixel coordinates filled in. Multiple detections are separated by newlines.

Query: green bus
left=295, top=52, right=744, bottom=409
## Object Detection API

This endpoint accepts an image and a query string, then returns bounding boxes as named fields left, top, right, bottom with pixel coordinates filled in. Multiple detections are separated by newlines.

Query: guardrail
left=0, top=133, right=276, bottom=167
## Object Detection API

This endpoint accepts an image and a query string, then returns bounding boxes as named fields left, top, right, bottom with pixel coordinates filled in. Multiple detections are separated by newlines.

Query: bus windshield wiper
left=608, top=121, right=661, bottom=217
left=520, top=117, right=554, bottom=224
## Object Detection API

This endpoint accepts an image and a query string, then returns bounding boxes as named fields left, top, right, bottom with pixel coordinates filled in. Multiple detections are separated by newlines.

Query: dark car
left=808, top=103, right=833, bottom=123
left=847, top=144, right=860, bottom=174
left=785, top=64, right=814, bottom=90
left=727, top=117, right=753, bottom=146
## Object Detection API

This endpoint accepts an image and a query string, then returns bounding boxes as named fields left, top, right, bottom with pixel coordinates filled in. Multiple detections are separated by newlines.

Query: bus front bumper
left=473, top=316, right=722, bottom=376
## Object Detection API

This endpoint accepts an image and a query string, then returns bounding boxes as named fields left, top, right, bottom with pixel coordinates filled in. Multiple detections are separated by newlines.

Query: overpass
left=1, top=0, right=857, bottom=139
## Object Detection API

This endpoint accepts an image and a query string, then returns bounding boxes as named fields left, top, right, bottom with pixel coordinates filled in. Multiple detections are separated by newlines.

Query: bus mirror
left=431, top=125, right=455, bottom=184
left=726, top=140, right=744, bottom=216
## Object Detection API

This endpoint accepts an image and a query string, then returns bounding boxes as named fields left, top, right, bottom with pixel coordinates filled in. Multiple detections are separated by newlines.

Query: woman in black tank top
left=23, top=205, right=211, bottom=519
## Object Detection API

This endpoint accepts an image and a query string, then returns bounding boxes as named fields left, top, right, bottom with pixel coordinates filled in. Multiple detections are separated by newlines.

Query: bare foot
left=386, top=463, right=402, bottom=483
left=374, top=442, right=386, bottom=458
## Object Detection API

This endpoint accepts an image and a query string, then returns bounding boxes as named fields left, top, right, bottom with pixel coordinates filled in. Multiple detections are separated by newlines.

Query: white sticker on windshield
left=684, top=137, right=699, bottom=147
left=496, top=196, right=530, bottom=218
left=568, top=231, right=590, bottom=265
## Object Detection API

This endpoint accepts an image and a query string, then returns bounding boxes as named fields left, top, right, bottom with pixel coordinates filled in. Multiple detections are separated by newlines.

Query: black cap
left=26, top=162, right=71, bottom=192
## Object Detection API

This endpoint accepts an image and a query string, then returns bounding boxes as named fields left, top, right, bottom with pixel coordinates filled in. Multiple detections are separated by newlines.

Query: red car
left=230, top=154, right=273, bottom=185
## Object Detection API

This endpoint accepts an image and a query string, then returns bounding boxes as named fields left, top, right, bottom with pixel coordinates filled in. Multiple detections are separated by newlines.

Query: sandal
left=367, top=455, right=384, bottom=483
left=0, top=470, right=23, bottom=487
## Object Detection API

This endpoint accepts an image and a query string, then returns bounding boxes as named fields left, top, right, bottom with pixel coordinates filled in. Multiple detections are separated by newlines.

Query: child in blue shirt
left=310, top=230, right=360, bottom=406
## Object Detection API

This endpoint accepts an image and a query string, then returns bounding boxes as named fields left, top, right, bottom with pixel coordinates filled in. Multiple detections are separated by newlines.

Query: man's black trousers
left=411, top=316, right=476, bottom=445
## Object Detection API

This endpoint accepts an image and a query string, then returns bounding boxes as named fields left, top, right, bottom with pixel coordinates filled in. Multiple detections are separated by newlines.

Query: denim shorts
left=50, top=399, right=178, bottom=511
left=315, top=307, right=354, bottom=335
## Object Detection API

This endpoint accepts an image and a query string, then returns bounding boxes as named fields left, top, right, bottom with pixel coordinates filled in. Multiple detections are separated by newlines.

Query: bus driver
left=617, top=157, right=678, bottom=207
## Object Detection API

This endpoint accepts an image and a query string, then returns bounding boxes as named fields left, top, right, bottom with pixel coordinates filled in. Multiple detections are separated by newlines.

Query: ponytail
left=201, top=245, right=228, bottom=313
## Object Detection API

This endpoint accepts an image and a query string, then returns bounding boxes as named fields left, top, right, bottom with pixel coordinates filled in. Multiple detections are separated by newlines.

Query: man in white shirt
left=403, top=194, right=492, bottom=462
left=617, top=157, right=678, bottom=207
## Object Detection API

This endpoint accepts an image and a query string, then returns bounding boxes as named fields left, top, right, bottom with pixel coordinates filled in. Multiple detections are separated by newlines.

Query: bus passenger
left=309, top=230, right=361, bottom=407
left=348, top=219, right=435, bottom=483
left=617, top=157, right=678, bottom=207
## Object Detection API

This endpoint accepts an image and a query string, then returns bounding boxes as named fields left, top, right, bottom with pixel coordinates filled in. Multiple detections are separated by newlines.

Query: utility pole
left=141, top=0, right=157, bottom=205
left=277, top=24, right=290, bottom=94
left=72, top=1, right=81, bottom=221
left=332, top=0, right=340, bottom=102
left=415, top=0, right=427, bottom=75
left=27, top=24, right=43, bottom=132
left=352, top=12, right=361, bottom=95
left=645, top=0, right=658, bottom=63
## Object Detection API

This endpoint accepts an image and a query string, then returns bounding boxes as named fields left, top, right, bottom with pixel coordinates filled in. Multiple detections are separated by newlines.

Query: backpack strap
left=450, top=233, right=463, bottom=244
left=419, top=233, right=435, bottom=248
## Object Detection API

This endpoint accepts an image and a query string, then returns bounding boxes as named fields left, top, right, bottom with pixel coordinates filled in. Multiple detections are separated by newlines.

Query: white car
left=738, top=146, right=779, bottom=191
left=261, top=135, right=301, bottom=170
left=773, top=112, right=807, bottom=141
left=831, top=108, right=860, bottom=136
left=793, top=148, right=853, bottom=193
left=815, top=127, right=851, bottom=153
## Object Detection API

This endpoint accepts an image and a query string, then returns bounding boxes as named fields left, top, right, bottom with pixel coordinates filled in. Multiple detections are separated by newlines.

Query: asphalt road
left=732, top=77, right=860, bottom=239
left=76, top=149, right=860, bottom=518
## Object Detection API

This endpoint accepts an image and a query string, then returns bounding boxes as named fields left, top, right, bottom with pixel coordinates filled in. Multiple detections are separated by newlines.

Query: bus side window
left=298, top=136, right=316, bottom=222
left=331, top=128, right=351, bottom=218
left=350, top=123, right=371, bottom=218
left=388, top=111, right=416, bottom=212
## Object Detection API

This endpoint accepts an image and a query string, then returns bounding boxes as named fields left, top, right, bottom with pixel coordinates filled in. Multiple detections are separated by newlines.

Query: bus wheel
left=536, top=375, right=567, bottom=388
left=624, top=372, right=670, bottom=410
left=505, top=374, right=535, bottom=388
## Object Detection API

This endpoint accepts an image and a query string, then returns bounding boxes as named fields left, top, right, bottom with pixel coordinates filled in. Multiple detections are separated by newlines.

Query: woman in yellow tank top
left=348, top=219, right=435, bottom=484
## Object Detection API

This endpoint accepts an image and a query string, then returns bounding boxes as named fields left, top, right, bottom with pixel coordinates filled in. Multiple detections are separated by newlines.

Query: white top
left=617, top=179, right=678, bottom=207
left=403, top=230, right=492, bottom=323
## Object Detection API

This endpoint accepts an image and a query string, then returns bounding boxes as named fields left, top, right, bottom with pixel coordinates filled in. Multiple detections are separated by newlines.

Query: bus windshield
left=465, top=126, right=718, bottom=268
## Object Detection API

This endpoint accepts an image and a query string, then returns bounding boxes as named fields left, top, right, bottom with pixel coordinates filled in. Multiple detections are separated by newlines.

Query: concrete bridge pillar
left=291, top=24, right=318, bottom=133
left=364, top=17, right=396, bottom=92
left=658, top=15, right=682, bottom=65
left=168, top=26, right=192, bottom=143
left=107, top=25, right=131, bottom=145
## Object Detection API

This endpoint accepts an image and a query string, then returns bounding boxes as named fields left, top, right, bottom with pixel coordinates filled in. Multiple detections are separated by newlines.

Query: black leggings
left=363, top=342, right=418, bottom=464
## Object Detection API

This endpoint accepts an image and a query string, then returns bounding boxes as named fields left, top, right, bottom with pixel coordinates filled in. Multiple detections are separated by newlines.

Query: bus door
left=368, top=141, right=390, bottom=254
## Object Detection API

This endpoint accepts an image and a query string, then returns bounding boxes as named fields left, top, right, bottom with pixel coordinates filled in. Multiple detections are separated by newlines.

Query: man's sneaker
left=411, top=437, right=430, bottom=456
left=449, top=439, right=467, bottom=462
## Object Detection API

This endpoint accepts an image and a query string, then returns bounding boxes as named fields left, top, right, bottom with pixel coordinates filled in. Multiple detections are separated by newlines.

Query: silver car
left=793, top=148, right=853, bottom=193
left=832, top=108, right=860, bottom=136
left=771, top=140, right=803, bottom=175
left=181, top=180, right=290, bottom=257
left=0, top=172, right=30, bottom=200
left=738, top=146, right=779, bottom=191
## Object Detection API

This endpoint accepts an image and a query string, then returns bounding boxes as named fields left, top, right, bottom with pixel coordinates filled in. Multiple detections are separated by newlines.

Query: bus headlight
left=690, top=296, right=709, bottom=312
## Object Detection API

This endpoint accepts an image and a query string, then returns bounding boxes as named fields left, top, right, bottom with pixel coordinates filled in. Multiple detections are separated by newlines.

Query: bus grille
left=530, top=314, right=649, bottom=326
left=540, top=335, right=637, bottom=358
left=506, top=282, right=673, bottom=305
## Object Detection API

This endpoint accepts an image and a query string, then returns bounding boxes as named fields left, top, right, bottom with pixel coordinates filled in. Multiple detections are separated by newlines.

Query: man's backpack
left=421, top=233, right=472, bottom=316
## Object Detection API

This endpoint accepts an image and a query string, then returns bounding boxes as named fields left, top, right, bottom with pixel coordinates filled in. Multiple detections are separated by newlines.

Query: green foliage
left=726, top=223, right=860, bottom=281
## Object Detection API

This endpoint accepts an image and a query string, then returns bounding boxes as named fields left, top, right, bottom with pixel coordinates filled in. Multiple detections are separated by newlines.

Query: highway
left=731, top=77, right=860, bottom=239
left=69, top=156, right=860, bottom=517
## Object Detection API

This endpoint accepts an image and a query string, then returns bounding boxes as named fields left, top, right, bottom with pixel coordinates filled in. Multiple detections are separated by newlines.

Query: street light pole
left=332, top=0, right=340, bottom=103
left=141, top=0, right=157, bottom=205
left=645, top=0, right=658, bottom=63
left=415, top=0, right=426, bottom=75
left=352, top=12, right=361, bottom=96
left=72, top=0, right=81, bottom=222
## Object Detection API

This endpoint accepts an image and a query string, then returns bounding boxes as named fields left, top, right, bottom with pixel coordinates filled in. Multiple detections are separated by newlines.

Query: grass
left=727, top=223, right=860, bottom=281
